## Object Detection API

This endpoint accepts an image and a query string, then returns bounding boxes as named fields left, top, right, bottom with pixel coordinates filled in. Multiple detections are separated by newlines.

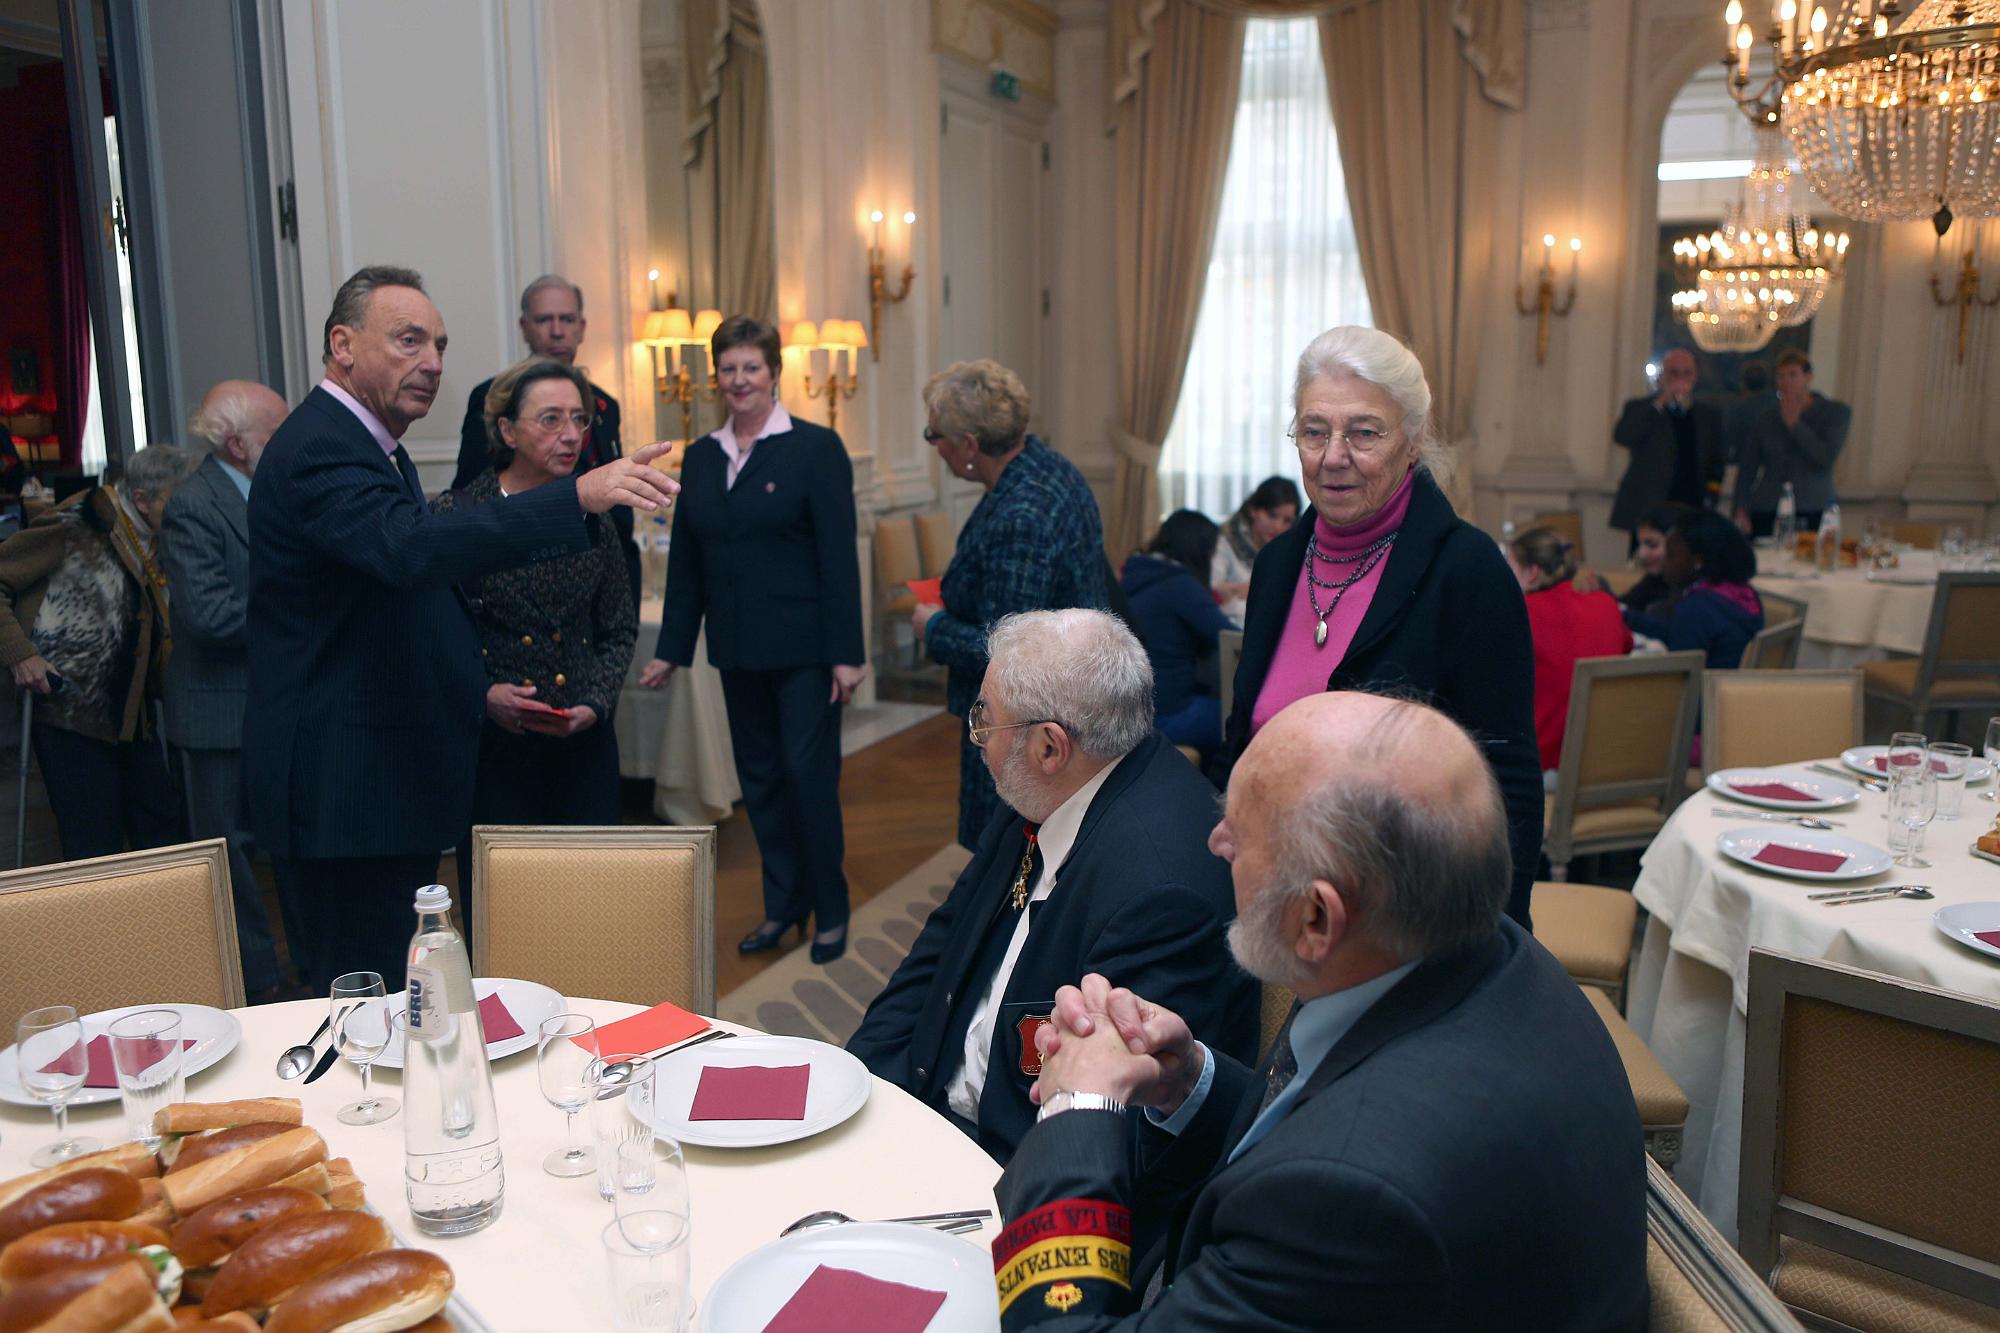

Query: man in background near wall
left=454, top=275, right=638, bottom=609
left=1608, top=347, right=1723, bottom=553
left=162, top=379, right=300, bottom=1002
left=1733, top=348, right=1852, bottom=538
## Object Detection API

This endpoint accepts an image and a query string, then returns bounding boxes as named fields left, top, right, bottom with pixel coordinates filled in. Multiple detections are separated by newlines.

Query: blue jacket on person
left=1119, top=553, right=1235, bottom=718
left=1626, top=582, right=1764, bottom=670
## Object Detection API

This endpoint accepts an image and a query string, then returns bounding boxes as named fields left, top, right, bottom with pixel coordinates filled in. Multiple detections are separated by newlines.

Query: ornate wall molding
left=933, top=0, right=1058, bottom=99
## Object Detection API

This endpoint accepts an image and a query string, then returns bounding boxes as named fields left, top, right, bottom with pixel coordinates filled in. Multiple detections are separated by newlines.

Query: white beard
left=1227, top=878, right=1315, bottom=991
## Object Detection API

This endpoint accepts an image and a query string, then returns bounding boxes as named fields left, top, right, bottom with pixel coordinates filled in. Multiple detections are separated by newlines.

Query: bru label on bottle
left=407, top=965, right=448, bottom=1040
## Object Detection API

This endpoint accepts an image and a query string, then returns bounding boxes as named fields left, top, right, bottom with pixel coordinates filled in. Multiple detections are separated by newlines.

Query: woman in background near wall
left=1210, top=475, right=1299, bottom=621
left=1120, top=509, right=1237, bottom=756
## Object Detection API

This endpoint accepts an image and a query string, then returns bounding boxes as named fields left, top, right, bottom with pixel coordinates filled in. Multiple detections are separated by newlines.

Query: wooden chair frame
left=1740, top=949, right=2000, bottom=1310
left=470, top=825, right=717, bottom=1015
left=1546, top=651, right=1704, bottom=879
left=1700, top=670, right=1864, bottom=781
left=1649, top=1156, right=1805, bottom=1331
left=1862, top=571, right=2000, bottom=736
left=1218, top=628, right=1243, bottom=746
left=1739, top=619, right=1804, bottom=671
left=1758, top=591, right=1806, bottom=629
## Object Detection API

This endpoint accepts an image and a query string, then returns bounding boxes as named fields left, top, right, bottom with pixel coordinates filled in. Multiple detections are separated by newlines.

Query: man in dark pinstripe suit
left=244, top=266, right=677, bottom=991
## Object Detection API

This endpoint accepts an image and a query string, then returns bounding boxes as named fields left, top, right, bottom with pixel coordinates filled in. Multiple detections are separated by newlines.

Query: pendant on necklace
left=1314, top=618, right=1329, bottom=648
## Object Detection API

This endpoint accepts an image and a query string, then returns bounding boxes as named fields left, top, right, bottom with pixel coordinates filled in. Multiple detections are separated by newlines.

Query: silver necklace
left=1305, top=531, right=1397, bottom=647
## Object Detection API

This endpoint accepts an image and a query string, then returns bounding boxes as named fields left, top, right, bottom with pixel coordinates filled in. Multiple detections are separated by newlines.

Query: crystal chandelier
left=1669, top=127, right=1851, bottom=351
left=1721, top=0, right=2000, bottom=234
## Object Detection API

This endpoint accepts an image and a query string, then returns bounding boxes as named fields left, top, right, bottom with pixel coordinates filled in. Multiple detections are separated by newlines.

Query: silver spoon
left=1709, top=807, right=1840, bottom=830
left=780, top=1209, right=991, bottom=1238
left=1817, top=887, right=1936, bottom=906
left=275, top=1015, right=332, bottom=1080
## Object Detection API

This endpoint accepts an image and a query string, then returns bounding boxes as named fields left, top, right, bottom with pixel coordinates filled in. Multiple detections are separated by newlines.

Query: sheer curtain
left=1158, top=18, right=1370, bottom=523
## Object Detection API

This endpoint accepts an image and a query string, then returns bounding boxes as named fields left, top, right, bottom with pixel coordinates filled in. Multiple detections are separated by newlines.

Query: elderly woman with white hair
left=1223, top=327, right=1541, bottom=928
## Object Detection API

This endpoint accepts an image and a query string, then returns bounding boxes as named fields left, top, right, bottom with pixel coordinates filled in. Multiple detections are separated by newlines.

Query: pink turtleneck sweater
left=1249, top=469, right=1416, bottom=736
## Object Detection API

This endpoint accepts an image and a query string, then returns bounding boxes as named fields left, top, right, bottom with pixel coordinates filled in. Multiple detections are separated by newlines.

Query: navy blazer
left=243, top=387, right=588, bottom=860
left=848, top=732, right=1258, bottom=1163
left=991, top=920, right=1649, bottom=1330
left=653, top=417, right=863, bottom=672
left=160, top=455, right=251, bottom=750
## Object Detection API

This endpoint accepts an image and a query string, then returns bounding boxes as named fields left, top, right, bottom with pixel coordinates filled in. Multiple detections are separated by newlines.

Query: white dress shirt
left=944, top=762, right=1117, bottom=1121
left=715, top=402, right=793, bottom=488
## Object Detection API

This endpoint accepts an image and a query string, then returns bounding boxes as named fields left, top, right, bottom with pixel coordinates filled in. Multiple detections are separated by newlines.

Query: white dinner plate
left=359, top=978, right=565, bottom=1070
left=630, top=1033, right=870, bottom=1149
left=702, top=1223, right=996, bottom=1333
left=1841, top=746, right=1995, bottom=785
left=1706, top=767, right=1861, bottom=811
left=1716, top=828, right=1894, bottom=882
left=1933, top=902, right=2000, bottom=961
left=0, top=1003, right=242, bottom=1109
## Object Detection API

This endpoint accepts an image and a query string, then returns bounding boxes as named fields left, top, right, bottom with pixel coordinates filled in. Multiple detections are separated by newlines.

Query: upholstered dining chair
left=1532, top=510, right=1586, bottom=553
left=1531, top=881, right=1638, bottom=1010
left=1217, top=628, right=1243, bottom=745
left=0, top=840, right=242, bottom=1026
left=1598, top=568, right=1644, bottom=599
left=1738, top=619, right=1804, bottom=671
left=1757, top=590, right=1806, bottom=629
left=914, top=510, right=955, bottom=579
left=1740, top=950, right=2000, bottom=1328
left=471, top=825, right=717, bottom=1014
left=1888, top=520, right=1942, bottom=550
left=1579, top=984, right=1689, bottom=1169
left=874, top=517, right=922, bottom=670
left=1646, top=1156, right=1804, bottom=1332
left=1859, top=571, right=2000, bottom=742
left=1544, top=651, right=1705, bottom=881
left=1700, top=670, right=1864, bottom=781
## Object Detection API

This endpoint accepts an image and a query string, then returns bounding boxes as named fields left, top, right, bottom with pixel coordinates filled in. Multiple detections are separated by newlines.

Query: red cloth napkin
left=591, top=1002, right=709, bottom=1060
left=1872, top=755, right=1946, bottom=774
left=1973, top=930, right=2000, bottom=950
left=689, top=1063, right=809, bottom=1120
left=761, top=1265, right=948, bottom=1333
left=907, top=577, right=942, bottom=605
left=1729, top=781, right=1815, bottom=802
left=476, top=991, right=523, bottom=1043
left=41, top=1036, right=196, bottom=1089
left=1752, top=844, right=1850, bottom=873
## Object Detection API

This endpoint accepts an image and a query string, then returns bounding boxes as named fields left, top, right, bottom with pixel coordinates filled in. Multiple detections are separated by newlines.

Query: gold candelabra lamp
left=790, top=319, right=865, bottom=433
left=1930, top=239, right=2000, bottom=364
left=867, top=210, right=916, bottom=362
left=1515, top=234, right=1580, bottom=365
left=641, top=306, right=724, bottom=445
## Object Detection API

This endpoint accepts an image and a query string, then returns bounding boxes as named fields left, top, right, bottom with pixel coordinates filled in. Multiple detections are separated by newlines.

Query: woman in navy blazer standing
left=640, top=316, right=865, bottom=963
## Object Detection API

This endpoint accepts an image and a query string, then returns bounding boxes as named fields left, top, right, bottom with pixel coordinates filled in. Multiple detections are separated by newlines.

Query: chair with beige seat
left=1888, top=520, right=1941, bottom=550
left=874, top=517, right=922, bottom=671
left=1738, top=619, right=1804, bottom=671
left=0, top=840, right=242, bottom=1026
left=1532, top=881, right=1639, bottom=1009
left=1739, top=950, right=2000, bottom=1328
left=1579, top=983, right=1689, bottom=1168
left=1700, top=670, right=1863, bottom=781
left=1533, top=510, right=1586, bottom=553
left=1757, top=590, right=1805, bottom=628
left=1860, top=571, right=2000, bottom=742
left=471, top=825, right=717, bottom=1013
left=1647, top=1155, right=1804, bottom=1331
left=914, top=510, right=955, bottom=584
left=1544, top=651, right=1705, bottom=881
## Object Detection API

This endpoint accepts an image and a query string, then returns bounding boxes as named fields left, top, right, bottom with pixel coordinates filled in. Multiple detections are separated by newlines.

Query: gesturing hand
left=1031, top=974, right=1203, bottom=1115
left=576, top=442, right=681, bottom=514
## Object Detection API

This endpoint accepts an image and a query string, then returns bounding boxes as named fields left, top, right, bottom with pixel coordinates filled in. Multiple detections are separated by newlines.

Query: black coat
left=653, top=418, right=864, bottom=672
left=990, top=920, right=1649, bottom=1330
left=1223, top=472, right=1541, bottom=928
left=244, top=387, right=588, bottom=860
left=1609, top=396, right=1724, bottom=531
left=848, top=732, right=1259, bottom=1163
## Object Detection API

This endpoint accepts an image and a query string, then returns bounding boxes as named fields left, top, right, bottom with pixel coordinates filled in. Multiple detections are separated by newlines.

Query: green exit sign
left=989, top=69, right=1022, bottom=102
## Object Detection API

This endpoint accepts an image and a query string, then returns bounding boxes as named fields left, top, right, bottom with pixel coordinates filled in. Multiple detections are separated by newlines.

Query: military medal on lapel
left=1010, top=825, right=1039, bottom=910
left=1017, top=1012, right=1053, bottom=1076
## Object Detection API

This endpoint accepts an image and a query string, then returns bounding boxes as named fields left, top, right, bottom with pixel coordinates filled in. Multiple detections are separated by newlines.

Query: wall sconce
left=790, top=318, right=865, bottom=433
left=867, top=209, right=916, bottom=362
left=1515, top=233, right=1580, bottom=366
left=1930, top=236, right=1999, bottom=365
left=641, top=306, right=723, bottom=443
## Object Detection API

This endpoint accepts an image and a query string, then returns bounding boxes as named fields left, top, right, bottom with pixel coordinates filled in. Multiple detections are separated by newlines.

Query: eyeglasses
left=1287, top=421, right=1399, bottom=460
left=922, top=428, right=947, bottom=446
left=528, top=410, right=594, bottom=433
left=967, top=698, right=1059, bottom=746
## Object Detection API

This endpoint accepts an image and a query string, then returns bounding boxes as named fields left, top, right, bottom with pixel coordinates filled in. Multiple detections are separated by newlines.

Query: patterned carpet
left=716, top=843, right=972, bottom=1043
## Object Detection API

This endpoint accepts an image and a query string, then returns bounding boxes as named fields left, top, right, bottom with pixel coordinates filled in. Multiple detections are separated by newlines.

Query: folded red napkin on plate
left=1730, top=781, right=1815, bottom=802
left=1973, top=930, right=2000, bottom=949
left=690, top=1063, right=809, bottom=1120
left=1752, top=844, right=1850, bottom=873
left=591, top=1002, right=709, bottom=1060
left=41, top=1036, right=197, bottom=1089
left=476, top=991, right=523, bottom=1043
left=907, top=577, right=942, bottom=605
left=761, top=1264, right=948, bottom=1333
left=1872, top=755, right=1947, bottom=774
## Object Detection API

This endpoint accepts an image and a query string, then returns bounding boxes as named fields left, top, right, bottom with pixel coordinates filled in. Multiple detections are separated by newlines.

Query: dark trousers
left=453, top=721, right=621, bottom=895
left=275, top=852, right=442, bottom=994
left=33, top=723, right=183, bottom=862
left=719, top=665, right=849, bottom=930
left=181, top=746, right=298, bottom=994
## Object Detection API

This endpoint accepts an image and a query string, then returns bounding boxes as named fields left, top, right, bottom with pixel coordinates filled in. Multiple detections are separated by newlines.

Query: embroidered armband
left=992, top=1198, right=1132, bottom=1318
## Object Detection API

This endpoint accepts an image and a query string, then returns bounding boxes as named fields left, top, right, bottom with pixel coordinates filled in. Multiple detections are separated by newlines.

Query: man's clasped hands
left=1029, top=973, right=1206, bottom=1117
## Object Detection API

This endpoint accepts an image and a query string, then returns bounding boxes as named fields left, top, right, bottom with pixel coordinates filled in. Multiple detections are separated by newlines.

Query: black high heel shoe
left=738, top=918, right=807, bottom=954
left=810, top=925, right=847, bottom=965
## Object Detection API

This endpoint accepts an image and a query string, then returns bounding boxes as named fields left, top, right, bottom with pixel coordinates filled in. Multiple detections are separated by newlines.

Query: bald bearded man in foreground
left=992, top=692, right=1647, bottom=1329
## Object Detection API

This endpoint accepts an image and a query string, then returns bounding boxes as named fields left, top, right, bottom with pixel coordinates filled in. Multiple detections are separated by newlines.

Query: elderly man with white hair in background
left=849, top=609, right=1258, bottom=1165
left=992, top=691, right=1648, bottom=1330
left=162, top=379, right=299, bottom=1001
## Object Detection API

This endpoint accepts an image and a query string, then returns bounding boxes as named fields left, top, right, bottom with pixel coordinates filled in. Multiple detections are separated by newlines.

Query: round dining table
left=0, top=998, right=1002, bottom=1331
left=1752, top=550, right=1940, bottom=668
left=1626, top=767, right=2000, bottom=1241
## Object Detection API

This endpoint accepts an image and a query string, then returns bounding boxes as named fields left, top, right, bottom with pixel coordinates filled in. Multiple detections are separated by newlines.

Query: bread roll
left=323, top=1176, right=366, bottom=1212
left=153, top=1100, right=303, bottom=1137
left=271, top=1165, right=332, bottom=1197
left=402, top=1318, right=452, bottom=1333
left=199, top=1211, right=389, bottom=1317
left=0, top=1219, right=169, bottom=1291
left=170, top=1187, right=327, bottom=1269
left=263, top=1250, right=452, bottom=1333
left=161, top=1130, right=327, bottom=1218
left=0, top=1144, right=158, bottom=1211
left=165, top=1124, right=296, bottom=1175
left=0, top=1255, right=170, bottom=1333
left=0, top=1171, right=143, bottom=1247
left=172, top=1314, right=258, bottom=1331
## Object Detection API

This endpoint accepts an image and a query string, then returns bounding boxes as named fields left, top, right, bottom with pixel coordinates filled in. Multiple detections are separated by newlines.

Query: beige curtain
left=1105, top=0, right=1244, bottom=559
left=1319, top=0, right=1519, bottom=509
left=681, top=0, right=776, bottom=324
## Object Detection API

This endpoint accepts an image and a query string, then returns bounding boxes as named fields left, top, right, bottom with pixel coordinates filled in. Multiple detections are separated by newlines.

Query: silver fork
left=1709, top=807, right=1841, bottom=830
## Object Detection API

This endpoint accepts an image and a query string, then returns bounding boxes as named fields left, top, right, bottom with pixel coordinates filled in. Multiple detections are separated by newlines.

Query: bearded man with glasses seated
left=849, top=609, right=1258, bottom=1165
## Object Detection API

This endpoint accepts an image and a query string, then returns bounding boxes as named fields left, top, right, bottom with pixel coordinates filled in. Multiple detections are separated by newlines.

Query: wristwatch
left=1038, top=1089, right=1128, bottom=1122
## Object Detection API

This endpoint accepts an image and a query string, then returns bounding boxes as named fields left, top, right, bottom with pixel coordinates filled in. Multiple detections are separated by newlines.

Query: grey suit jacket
left=161, top=455, right=250, bottom=751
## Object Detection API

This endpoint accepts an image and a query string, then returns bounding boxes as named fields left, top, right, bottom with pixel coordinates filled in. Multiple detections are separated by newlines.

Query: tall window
left=1159, top=19, right=1370, bottom=520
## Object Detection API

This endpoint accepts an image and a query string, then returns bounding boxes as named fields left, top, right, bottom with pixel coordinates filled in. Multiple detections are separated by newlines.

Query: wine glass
left=537, top=1014, right=599, bottom=1177
left=1886, top=767, right=1937, bottom=869
left=1982, top=717, right=1999, bottom=803
left=1886, top=731, right=1928, bottom=776
left=330, top=972, right=398, bottom=1125
left=15, top=1006, right=98, bottom=1166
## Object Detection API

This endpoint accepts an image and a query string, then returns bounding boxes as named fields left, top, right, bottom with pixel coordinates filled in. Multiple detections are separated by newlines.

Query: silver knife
left=303, top=1042, right=343, bottom=1083
left=1809, top=762, right=1883, bottom=791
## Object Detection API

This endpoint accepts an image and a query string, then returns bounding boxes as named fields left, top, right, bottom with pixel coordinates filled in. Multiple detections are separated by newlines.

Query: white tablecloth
left=615, top=606, right=740, bottom=825
left=1754, top=553, right=1938, bottom=668
left=0, top=998, right=1001, bottom=1331
left=1627, top=770, right=2000, bottom=1238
